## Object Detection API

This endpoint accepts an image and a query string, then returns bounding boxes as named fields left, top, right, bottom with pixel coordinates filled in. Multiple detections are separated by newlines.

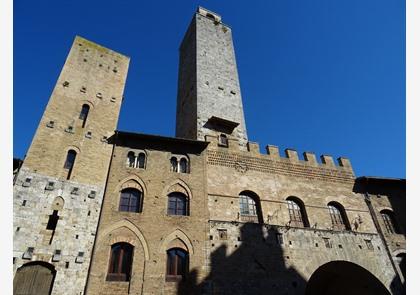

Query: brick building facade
left=13, top=7, right=405, bottom=295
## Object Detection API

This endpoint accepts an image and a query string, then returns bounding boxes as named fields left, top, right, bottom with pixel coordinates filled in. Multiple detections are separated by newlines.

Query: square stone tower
left=176, top=7, right=248, bottom=148
left=13, top=36, right=129, bottom=295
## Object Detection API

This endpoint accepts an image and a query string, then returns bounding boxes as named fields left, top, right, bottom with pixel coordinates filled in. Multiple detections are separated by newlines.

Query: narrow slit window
left=79, top=104, right=90, bottom=128
left=46, top=210, right=59, bottom=230
left=64, top=150, right=77, bottom=180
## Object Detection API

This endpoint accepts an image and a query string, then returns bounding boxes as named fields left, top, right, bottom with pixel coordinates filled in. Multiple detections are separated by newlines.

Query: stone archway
left=305, top=260, right=390, bottom=295
left=13, top=261, right=56, bottom=295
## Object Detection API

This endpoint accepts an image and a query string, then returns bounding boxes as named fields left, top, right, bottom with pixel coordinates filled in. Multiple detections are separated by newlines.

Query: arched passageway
left=13, top=261, right=56, bottom=295
left=306, top=261, right=390, bottom=295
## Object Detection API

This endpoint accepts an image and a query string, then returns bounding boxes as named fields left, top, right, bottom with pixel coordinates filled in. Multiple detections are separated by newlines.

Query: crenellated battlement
left=205, top=135, right=354, bottom=183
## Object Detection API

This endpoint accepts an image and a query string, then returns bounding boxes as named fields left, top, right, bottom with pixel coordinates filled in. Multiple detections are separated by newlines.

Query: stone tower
left=176, top=7, right=248, bottom=148
left=13, top=36, right=129, bottom=294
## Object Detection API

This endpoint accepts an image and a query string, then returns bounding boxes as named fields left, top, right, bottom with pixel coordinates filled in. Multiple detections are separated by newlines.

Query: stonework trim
left=392, top=249, right=406, bottom=257
left=114, top=174, right=147, bottom=195
left=163, top=178, right=193, bottom=199
left=159, top=229, right=195, bottom=255
left=208, top=193, right=370, bottom=213
left=97, top=219, right=150, bottom=260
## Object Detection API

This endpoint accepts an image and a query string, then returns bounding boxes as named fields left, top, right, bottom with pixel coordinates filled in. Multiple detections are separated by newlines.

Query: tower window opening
left=64, top=150, right=77, bottom=180
left=219, top=134, right=228, bottom=147
left=46, top=210, right=59, bottom=231
left=79, top=104, right=90, bottom=128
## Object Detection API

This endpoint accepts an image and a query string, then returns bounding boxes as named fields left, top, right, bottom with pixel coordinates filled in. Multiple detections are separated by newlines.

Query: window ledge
left=165, top=275, right=183, bottom=282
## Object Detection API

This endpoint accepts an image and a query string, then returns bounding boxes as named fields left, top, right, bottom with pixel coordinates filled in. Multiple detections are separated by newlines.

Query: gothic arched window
left=327, top=202, right=350, bottom=230
left=119, top=188, right=142, bottom=213
left=166, top=248, right=188, bottom=281
left=167, top=192, right=189, bottom=216
left=106, top=243, right=134, bottom=281
left=64, top=150, right=77, bottom=180
left=381, top=210, right=400, bottom=234
left=286, top=197, right=309, bottom=228
left=79, top=104, right=90, bottom=128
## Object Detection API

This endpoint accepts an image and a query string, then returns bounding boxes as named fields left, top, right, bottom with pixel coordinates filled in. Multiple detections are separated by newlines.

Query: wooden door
left=14, top=263, right=55, bottom=295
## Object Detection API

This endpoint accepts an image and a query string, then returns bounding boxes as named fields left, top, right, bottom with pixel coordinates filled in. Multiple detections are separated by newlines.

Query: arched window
left=170, top=155, right=189, bottom=173
left=179, top=158, right=188, bottom=173
left=166, top=248, right=188, bottom=281
left=63, top=150, right=77, bottom=180
left=79, top=104, right=90, bottom=128
left=380, top=210, right=400, bottom=234
left=127, top=152, right=135, bottom=168
left=286, top=197, right=309, bottom=228
left=136, top=152, right=146, bottom=169
left=106, top=243, right=134, bottom=281
left=327, top=202, right=350, bottom=230
left=170, top=157, right=178, bottom=172
left=119, top=188, right=142, bottom=213
left=167, top=192, right=188, bottom=216
left=239, top=191, right=262, bottom=223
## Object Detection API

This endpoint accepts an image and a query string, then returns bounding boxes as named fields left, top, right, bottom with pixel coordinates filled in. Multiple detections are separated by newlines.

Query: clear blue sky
left=14, top=0, right=405, bottom=178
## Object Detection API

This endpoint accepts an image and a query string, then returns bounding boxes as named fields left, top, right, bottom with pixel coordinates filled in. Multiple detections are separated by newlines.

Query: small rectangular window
left=365, top=240, right=374, bottom=250
left=46, top=120, right=55, bottom=128
left=76, top=252, right=84, bottom=263
left=23, top=247, right=34, bottom=260
left=22, top=178, right=32, bottom=187
left=45, top=181, right=55, bottom=191
left=218, top=229, right=227, bottom=240
left=276, top=233, right=283, bottom=245
left=52, top=249, right=62, bottom=262
left=323, top=238, right=332, bottom=248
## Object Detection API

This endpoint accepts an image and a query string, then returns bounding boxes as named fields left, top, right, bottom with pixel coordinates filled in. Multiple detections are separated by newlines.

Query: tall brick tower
left=176, top=7, right=248, bottom=148
left=13, top=36, right=129, bottom=294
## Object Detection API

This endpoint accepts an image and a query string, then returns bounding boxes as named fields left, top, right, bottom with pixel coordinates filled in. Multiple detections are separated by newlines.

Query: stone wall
left=204, top=141, right=400, bottom=294
left=13, top=169, right=104, bottom=294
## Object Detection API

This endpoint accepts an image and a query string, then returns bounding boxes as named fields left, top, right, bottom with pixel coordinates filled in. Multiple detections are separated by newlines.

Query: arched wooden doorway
left=13, top=262, right=56, bottom=295
left=306, top=261, right=390, bottom=295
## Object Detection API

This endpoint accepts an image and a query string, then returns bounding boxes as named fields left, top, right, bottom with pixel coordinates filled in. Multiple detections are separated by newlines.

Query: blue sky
left=14, top=0, right=405, bottom=178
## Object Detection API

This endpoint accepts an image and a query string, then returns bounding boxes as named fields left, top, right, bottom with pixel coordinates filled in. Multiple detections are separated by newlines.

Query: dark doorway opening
left=306, top=260, right=390, bottom=295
